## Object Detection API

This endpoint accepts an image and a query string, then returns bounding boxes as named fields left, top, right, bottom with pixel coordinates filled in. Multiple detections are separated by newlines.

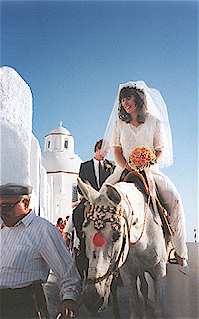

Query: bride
left=101, top=81, right=188, bottom=273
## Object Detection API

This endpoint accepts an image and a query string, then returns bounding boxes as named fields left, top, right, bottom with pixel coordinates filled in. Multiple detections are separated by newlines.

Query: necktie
left=98, top=161, right=103, bottom=188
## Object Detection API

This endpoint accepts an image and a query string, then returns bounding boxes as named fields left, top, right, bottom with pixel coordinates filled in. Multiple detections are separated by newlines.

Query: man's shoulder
left=24, top=214, right=59, bottom=241
left=31, top=214, right=55, bottom=230
left=81, top=159, right=93, bottom=167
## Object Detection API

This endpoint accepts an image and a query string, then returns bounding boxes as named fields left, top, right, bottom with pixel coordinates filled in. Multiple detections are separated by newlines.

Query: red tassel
left=92, top=232, right=107, bottom=247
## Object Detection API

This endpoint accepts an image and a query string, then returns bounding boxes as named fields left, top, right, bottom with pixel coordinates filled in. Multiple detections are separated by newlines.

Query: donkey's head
left=77, top=177, right=130, bottom=312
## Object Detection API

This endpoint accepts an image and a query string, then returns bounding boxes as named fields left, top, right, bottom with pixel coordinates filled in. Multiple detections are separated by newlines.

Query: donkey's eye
left=82, top=219, right=90, bottom=228
left=112, top=230, right=121, bottom=242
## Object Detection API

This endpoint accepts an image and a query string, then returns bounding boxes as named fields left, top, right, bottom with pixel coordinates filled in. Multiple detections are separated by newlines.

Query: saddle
left=120, top=169, right=174, bottom=238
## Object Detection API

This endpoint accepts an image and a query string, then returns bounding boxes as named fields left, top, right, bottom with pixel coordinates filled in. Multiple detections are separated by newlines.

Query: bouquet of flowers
left=128, top=146, right=157, bottom=171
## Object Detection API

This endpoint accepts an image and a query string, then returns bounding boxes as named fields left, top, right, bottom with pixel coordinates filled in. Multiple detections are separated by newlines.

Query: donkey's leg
left=151, top=263, right=167, bottom=318
left=127, top=276, right=144, bottom=319
left=139, top=273, right=155, bottom=319
left=139, top=273, right=148, bottom=307
left=110, top=277, right=121, bottom=319
left=153, top=276, right=166, bottom=318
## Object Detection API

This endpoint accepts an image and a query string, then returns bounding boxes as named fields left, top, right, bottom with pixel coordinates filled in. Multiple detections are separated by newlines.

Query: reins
left=86, top=227, right=127, bottom=285
left=130, top=194, right=150, bottom=245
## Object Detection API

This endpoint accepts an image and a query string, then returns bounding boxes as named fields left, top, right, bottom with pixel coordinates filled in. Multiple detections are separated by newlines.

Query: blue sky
left=1, top=0, right=198, bottom=241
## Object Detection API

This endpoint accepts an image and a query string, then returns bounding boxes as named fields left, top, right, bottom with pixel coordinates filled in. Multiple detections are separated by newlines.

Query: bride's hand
left=155, top=149, right=162, bottom=160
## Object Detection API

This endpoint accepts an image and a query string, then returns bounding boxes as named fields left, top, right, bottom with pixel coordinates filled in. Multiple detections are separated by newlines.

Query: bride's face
left=121, top=94, right=137, bottom=114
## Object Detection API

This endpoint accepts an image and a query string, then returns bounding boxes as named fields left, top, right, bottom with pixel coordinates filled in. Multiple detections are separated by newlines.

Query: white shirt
left=0, top=211, right=81, bottom=300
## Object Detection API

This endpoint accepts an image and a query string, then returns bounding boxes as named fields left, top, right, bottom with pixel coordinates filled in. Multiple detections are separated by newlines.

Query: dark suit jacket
left=79, top=158, right=115, bottom=191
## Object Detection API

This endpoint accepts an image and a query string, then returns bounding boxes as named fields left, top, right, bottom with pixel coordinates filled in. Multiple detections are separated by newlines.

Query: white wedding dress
left=102, top=113, right=188, bottom=260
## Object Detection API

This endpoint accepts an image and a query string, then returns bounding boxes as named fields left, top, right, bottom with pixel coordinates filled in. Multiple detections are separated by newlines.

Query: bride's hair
left=118, top=86, right=147, bottom=123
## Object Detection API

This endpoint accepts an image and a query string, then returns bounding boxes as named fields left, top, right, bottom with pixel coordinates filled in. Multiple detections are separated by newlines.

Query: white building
left=42, top=123, right=82, bottom=224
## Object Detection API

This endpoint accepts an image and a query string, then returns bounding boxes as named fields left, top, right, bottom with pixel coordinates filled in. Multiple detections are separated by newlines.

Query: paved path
left=44, top=243, right=199, bottom=319
left=43, top=275, right=129, bottom=319
left=78, top=286, right=129, bottom=319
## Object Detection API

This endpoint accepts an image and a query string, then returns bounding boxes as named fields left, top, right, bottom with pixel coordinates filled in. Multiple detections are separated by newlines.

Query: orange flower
left=128, top=146, right=157, bottom=171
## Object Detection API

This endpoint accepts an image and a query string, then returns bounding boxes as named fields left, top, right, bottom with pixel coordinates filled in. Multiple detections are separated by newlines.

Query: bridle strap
left=86, top=195, right=150, bottom=284
left=85, top=188, right=150, bottom=285
left=87, top=230, right=127, bottom=285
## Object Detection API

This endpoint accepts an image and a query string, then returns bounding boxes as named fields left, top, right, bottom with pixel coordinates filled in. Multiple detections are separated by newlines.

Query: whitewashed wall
left=45, top=172, right=78, bottom=224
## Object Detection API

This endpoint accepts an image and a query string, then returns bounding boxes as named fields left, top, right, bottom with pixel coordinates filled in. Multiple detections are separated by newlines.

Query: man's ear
left=22, top=197, right=31, bottom=210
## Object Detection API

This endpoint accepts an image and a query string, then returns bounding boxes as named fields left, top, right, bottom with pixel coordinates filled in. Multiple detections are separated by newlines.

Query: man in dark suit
left=78, top=139, right=114, bottom=191
left=73, top=139, right=115, bottom=278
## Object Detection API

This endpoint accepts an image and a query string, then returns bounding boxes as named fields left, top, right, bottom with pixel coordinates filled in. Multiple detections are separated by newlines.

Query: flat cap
left=0, top=183, right=33, bottom=196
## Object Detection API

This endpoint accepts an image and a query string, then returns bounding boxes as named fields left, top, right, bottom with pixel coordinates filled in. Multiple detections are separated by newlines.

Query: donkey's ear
left=106, top=184, right=122, bottom=205
left=77, top=177, right=99, bottom=203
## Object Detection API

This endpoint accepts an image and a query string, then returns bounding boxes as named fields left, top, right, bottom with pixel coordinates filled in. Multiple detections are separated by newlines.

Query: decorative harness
left=84, top=170, right=174, bottom=287
left=84, top=194, right=150, bottom=284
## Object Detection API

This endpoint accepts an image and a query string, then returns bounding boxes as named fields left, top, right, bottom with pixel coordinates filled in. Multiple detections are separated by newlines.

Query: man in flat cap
left=0, top=183, right=81, bottom=319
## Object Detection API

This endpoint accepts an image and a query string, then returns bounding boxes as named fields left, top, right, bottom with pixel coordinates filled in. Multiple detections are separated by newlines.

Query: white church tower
left=42, top=122, right=82, bottom=224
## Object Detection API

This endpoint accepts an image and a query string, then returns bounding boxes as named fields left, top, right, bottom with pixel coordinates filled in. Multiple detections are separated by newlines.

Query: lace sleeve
left=153, top=119, right=164, bottom=151
left=112, top=118, right=121, bottom=147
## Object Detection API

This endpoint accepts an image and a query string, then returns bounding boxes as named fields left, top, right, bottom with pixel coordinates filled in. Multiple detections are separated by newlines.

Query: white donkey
left=78, top=176, right=169, bottom=319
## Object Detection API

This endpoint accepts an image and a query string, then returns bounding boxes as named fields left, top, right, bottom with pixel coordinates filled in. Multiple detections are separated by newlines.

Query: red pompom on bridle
left=92, top=232, right=107, bottom=247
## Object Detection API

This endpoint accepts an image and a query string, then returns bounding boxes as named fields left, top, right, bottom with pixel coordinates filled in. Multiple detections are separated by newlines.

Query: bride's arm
left=153, top=119, right=164, bottom=162
left=114, top=146, right=131, bottom=171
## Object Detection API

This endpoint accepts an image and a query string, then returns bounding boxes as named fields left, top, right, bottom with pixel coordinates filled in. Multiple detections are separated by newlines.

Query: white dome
left=43, top=123, right=82, bottom=173
left=46, top=126, right=71, bottom=136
